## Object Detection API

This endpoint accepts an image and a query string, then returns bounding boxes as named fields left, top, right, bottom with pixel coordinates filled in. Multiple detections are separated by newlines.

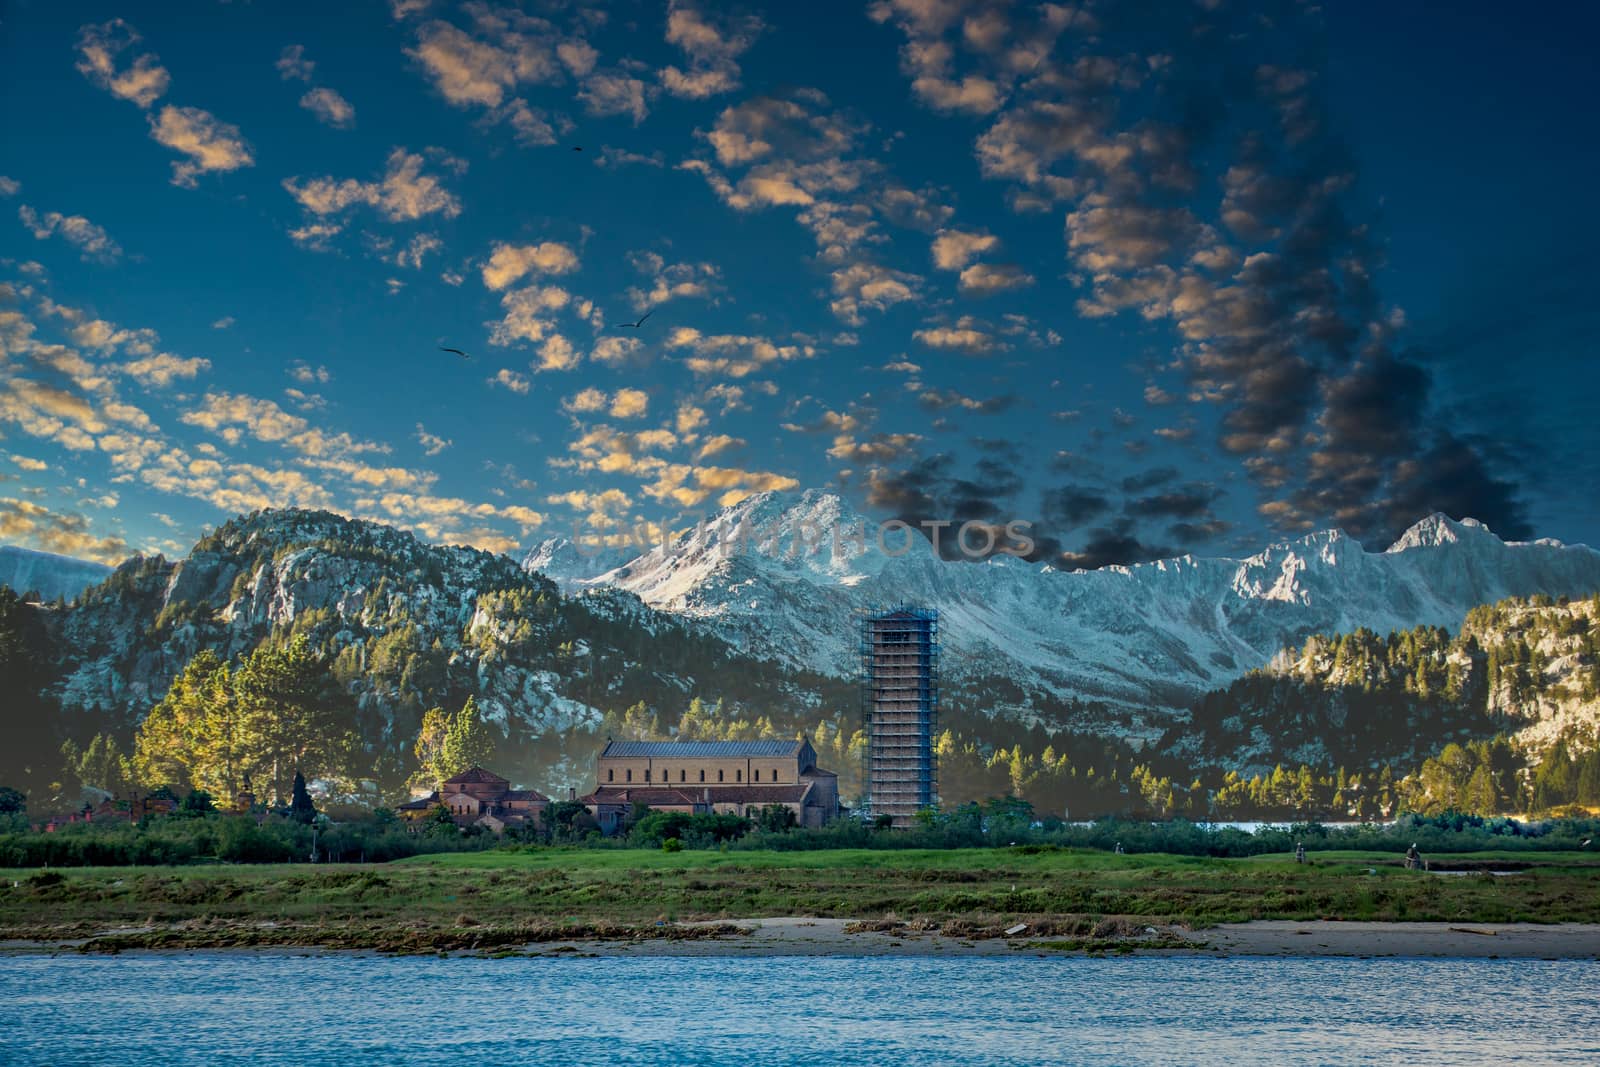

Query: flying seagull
left=439, top=346, right=469, bottom=359
left=572, top=145, right=583, bottom=152
left=610, top=309, right=654, bottom=329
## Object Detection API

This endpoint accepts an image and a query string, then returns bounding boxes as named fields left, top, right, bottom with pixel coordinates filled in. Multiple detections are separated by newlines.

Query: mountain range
left=0, top=546, right=111, bottom=603
left=4, top=491, right=1600, bottom=795
left=524, top=490, right=1600, bottom=738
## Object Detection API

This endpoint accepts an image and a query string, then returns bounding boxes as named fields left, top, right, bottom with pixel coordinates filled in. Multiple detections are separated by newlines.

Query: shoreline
left=5, top=919, right=1600, bottom=959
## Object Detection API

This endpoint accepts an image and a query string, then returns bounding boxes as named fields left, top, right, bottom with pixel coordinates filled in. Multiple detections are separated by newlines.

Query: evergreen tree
left=289, top=771, right=317, bottom=824
left=440, top=697, right=497, bottom=777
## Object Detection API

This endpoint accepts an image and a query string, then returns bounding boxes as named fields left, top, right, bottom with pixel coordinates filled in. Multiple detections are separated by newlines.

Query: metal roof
left=600, top=740, right=804, bottom=758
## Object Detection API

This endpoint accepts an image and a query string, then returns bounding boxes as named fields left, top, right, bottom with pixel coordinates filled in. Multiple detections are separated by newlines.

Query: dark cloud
left=1120, top=466, right=1180, bottom=493
left=1126, top=484, right=1220, bottom=520
left=878, top=0, right=1533, bottom=547
left=915, top=387, right=1016, bottom=414
left=1169, top=519, right=1232, bottom=545
left=1041, top=486, right=1112, bottom=527
left=1058, top=519, right=1174, bottom=571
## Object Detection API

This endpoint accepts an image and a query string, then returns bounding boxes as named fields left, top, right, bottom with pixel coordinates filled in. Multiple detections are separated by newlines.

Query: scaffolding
left=859, top=605, right=939, bottom=829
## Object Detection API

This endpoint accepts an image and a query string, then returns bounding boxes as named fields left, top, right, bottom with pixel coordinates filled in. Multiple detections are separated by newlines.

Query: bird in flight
left=572, top=145, right=583, bottom=153
left=439, top=346, right=469, bottom=359
left=610, top=309, right=654, bottom=329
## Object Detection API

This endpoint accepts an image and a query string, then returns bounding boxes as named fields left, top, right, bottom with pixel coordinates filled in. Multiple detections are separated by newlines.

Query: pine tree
left=289, top=770, right=317, bottom=824
left=440, top=696, right=496, bottom=776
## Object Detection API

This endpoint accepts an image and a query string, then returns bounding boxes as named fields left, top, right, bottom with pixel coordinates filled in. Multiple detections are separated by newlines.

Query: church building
left=578, top=738, right=840, bottom=834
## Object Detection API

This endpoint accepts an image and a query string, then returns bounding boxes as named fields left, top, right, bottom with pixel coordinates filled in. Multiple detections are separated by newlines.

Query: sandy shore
left=1183, top=920, right=1600, bottom=959
left=7, top=919, right=1600, bottom=959
left=515, top=918, right=1600, bottom=959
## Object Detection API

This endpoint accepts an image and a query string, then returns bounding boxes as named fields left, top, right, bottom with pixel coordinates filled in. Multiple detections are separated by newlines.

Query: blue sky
left=1, top=0, right=1595, bottom=567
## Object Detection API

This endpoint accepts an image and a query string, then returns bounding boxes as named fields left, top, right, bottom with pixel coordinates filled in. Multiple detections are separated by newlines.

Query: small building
left=396, top=767, right=550, bottom=833
left=578, top=739, right=840, bottom=832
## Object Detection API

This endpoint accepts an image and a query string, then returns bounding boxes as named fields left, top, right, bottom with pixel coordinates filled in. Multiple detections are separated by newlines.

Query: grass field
left=3, top=847, right=1597, bottom=952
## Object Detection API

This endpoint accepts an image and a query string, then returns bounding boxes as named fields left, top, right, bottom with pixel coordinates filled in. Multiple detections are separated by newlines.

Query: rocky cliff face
left=19, top=495, right=1600, bottom=782
left=31, top=509, right=844, bottom=790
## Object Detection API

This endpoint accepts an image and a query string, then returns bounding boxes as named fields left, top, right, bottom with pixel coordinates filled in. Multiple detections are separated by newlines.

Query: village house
left=396, top=767, right=550, bottom=833
left=578, top=739, right=840, bottom=834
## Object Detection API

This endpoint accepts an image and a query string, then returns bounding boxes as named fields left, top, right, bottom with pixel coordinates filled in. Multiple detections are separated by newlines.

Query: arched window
left=718, top=769, right=724, bottom=782
left=680, top=769, right=686, bottom=782
left=736, top=769, right=742, bottom=782
left=699, top=769, right=705, bottom=782
left=626, top=769, right=632, bottom=782
left=644, top=768, right=651, bottom=782
left=608, top=769, right=614, bottom=782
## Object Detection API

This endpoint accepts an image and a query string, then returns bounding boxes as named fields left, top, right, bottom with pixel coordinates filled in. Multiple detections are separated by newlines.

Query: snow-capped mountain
left=525, top=490, right=1600, bottom=733
left=0, top=546, right=112, bottom=602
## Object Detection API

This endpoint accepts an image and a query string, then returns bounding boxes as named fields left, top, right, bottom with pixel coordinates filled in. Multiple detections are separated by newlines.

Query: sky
left=1, top=0, right=1596, bottom=569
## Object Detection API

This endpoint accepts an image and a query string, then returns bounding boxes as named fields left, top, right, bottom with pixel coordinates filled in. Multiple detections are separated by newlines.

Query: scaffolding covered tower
left=860, top=606, right=939, bottom=828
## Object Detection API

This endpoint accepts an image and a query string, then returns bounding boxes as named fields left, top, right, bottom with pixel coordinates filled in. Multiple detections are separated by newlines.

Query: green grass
left=3, top=846, right=1597, bottom=953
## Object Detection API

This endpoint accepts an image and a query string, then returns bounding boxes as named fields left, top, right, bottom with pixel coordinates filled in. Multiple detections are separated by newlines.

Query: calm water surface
left=2, top=954, right=1596, bottom=1065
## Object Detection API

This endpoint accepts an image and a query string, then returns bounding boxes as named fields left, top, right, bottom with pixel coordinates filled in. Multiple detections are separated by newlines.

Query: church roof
left=601, top=739, right=806, bottom=758
left=444, top=766, right=510, bottom=785
left=580, top=787, right=707, bottom=807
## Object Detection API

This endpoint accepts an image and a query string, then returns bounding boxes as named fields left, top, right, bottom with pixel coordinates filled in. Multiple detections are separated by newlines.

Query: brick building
left=578, top=739, right=840, bottom=833
left=396, top=767, right=550, bottom=833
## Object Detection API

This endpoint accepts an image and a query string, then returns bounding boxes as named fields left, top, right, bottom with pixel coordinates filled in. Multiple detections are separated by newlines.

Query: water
left=1, top=954, right=1595, bottom=1065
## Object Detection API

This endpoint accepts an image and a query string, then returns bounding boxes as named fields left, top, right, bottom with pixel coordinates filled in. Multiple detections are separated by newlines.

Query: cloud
left=289, top=362, right=331, bottom=385
left=695, top=434, right=743, bottom=459
left=1120, top=467, right=1180, bottom=493
left=0, top=177, right=19, bottom=197
left=1057, top=520, right=1174, bottom=571
left=287, top=223, right=342, bottom=250
left=75, top=19, right=170, bottom=109
left=871, top=0, right=1528, bottom=545
left=913, top=386, right=1014, bottom=414
left=626, top=251, right=721, bottom=310
left=406, top=18, right=561, bottom=109
left=591, top=335, right=645, bottom=366
left=481, top=241, right=580, bottom=290
left=149, top=106, right=255, bottom=188
left=595, top=146, right=665, bottom=169
left=180, top=390, right=386, bottom=460
left=659, top=1, right=764, bottom=100
left=1125, top=484, right=1221, bottom=519
left=284, top=148, right=461, bottom=223
left=486, top=285, right=576, bottom=359
left=546, top=487, right=633, bottom=528
left=609, top=387, right=649, bottom=419
left=574, top=71, right=650, bottom=127
left=17, top=206, right=124, bottom=263
left=403, top=7, right=595, bottom=145
left=277, top=45, right=315, bottom=82
left=489, top=368, right=531, bottom=394
left=121, top=352, right=211, bottom=388
left=958, top=262, right=1034, bottom=294
left=912, top=317, right=1004, bottom=355
left=666, top=328, right=817, bottom=378
left=829, top=263, right=923, bottom=325
left=930, top=228, right=998, bottom=270
left=1042, top=486, right=1113, bottom=528
left=0, top=497, right=128, bottom=563
left=300, top=88, right=356, bottom=129
left=562, top=387, right=607, bottom=414
left=389, top=233, right=442, bottom=270
left=211, top=316, right=234, bottom=330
